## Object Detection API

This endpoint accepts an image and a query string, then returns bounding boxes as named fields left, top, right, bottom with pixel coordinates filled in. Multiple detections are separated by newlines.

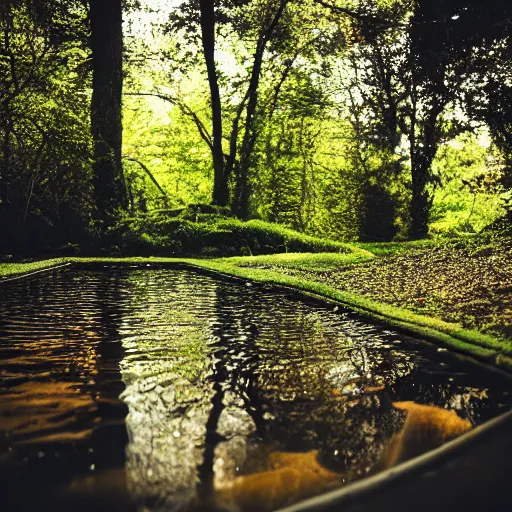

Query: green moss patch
left=116, top=213, right=353, bottom=256
left=0, top=258, right=68, bottom=279
left=220, top=250, right=375, bottom=270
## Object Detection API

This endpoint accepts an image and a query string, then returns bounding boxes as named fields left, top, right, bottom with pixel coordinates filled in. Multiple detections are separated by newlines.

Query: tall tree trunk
left=233, top=38, right=266, bottom=220
left=233, top=0, right=289, bottom=220
left=409, top=155, right=431, bottom=239
left=408, top=114, right=440, bottom=239
left=199, top=0, right=228, bottom=206
left=89, top=0, right=126, bottom=227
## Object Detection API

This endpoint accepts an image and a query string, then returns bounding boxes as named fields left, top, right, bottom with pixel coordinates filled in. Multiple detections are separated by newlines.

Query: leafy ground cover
left=233, top=234, right=512, bottom=342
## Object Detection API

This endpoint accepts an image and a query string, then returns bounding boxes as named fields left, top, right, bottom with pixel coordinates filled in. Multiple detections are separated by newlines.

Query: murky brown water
left=0, top=266, right=510, bottom=511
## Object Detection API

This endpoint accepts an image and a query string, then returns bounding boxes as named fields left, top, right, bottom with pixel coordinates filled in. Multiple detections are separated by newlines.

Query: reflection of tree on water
left=90, top=270, right=130, bottom=476
left=197, top=283, right=267, bottom=504
left=386, top=359, right=509, bottom=426
left=252, top=326, right=405, bottom=480
left=119, top=271, right=221, bottom=510
left=115, top=270, right=512, bottom=511
left=196, top=291, right=405, bottom=496
left=0, top=269, right=510, bottom=512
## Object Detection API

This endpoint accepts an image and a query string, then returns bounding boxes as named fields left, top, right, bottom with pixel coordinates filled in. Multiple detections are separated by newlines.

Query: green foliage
left=430, top=132, right=504, bottom=234
left=0, top=1, right=92, bottom=254
left=254, top=114, right=324, bottom=232
left=115, top=209, right=350, bottom=256
left=122, top=88, right=214, bottom=212
left=2, top=0, right=511, bottom=256
left=116, top=0, right=511, bottom=247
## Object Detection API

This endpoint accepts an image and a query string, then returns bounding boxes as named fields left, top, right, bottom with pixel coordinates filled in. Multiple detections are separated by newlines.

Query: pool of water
left=0, top=266, right=510, bottom=511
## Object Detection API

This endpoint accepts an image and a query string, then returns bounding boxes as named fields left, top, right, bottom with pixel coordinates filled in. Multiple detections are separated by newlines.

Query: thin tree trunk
left=298, top=117, right=308, bottom=230
left=407, top=73, right=427, bottom=239
left=233, top=0, right=289, bottom=219
left=233, top=38, right=266, bottom=219
left=90, top=0, right=127, bottom=227
left=199, top=0, right=228, bottom=206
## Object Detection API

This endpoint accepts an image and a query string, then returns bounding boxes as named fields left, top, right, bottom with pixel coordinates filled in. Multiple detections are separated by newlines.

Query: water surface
left=0, top=266, right=510, bottom=511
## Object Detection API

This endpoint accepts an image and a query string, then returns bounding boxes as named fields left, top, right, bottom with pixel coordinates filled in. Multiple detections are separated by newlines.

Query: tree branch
left=314, top=0, right=407, bottom=29
left=124, top=91, right=213, bottom=151
left=122, top=155, right=169, bottom=204
left=315, top=0, right=382, bottom=23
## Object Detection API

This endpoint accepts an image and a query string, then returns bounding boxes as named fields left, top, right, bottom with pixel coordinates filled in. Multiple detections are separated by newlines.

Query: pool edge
left=275, top=407, right=512, bottom=512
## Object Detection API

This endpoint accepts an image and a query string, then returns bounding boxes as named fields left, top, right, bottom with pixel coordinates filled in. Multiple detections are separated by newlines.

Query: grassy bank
left=0, top=258, right=68, bottom=279
left=117, top=213, right=353, bottom=256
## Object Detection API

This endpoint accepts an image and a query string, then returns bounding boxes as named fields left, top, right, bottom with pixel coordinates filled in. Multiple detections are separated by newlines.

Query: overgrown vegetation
left=115, top=206, right=352, bottom=256
left=1, top=1, right=511, bottom=257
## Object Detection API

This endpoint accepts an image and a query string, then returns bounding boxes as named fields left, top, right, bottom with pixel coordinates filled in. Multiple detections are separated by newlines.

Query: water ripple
left=0, top=267, right=510, bottom=511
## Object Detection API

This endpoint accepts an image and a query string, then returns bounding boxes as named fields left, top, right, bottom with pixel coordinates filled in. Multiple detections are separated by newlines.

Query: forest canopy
left=1, top=0, right=511, bottom=255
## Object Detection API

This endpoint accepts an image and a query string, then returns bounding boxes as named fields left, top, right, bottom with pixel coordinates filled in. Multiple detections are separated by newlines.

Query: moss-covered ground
left=0, top=258, right=68, bottom=279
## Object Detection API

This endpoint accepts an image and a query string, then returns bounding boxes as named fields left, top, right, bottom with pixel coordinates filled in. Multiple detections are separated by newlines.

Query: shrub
left=114, top=211, right=350, bottom=256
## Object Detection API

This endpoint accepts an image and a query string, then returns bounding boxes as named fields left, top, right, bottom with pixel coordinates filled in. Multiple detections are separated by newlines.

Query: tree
left=89, top=0, right=127, bottom=229
left=0, top=0, right=92, bottom=253
left=254, top=66, right=333, bottom=232
left=323, top=0, right=509, bottom=238
left=459, top=0, right=512, bottom=221
left=406, top=0, right=512, bottom=234
left=168, top=0, right=292, bottom=217
left=198, top=0, right=228, bottom=206
left=229, top=0, right=290, bottom=219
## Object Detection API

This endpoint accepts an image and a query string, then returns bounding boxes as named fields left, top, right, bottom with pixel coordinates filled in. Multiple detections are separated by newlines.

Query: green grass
left=219, top=250, right=375, bottom=270
left=0, top=258, right=68, bottom=279
left=355, top=239, right=440, bottom=257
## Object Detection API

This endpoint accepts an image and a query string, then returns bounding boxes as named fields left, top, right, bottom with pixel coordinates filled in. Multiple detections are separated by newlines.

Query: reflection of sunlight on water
left=0, top=381, right=97, bottom=443
left=121, top=374, right=208, bottom=507
left=118, top=271, right=216, bottom=508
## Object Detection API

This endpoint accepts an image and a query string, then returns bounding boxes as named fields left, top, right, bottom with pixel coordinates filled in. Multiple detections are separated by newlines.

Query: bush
left=114, top=210, right=350, bottom=257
